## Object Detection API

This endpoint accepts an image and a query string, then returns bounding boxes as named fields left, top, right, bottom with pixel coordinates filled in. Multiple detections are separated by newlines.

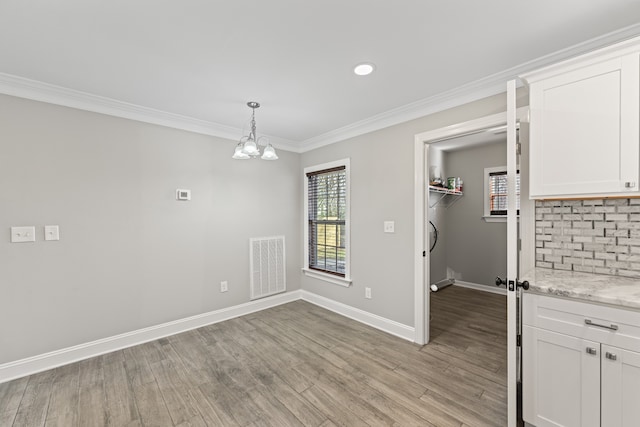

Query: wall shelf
left=428, top=185, right=463, bottom=208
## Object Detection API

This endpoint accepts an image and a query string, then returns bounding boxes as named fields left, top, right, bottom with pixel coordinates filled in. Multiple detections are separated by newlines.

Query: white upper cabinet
left=522, top=38, right=640, bottom=199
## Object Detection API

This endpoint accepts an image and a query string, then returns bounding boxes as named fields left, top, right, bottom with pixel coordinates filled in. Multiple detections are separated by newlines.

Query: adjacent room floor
left=0, top=287, right=507, bottom=426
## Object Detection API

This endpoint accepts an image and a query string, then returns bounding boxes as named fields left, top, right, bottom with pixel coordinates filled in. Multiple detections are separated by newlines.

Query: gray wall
left=0, top=94, right=301, bottom=364
left=300, top=93, right=517, bottom=327
left=443, top=141, right=507, bottom=286
left=1, top=88, right=525, bottom=364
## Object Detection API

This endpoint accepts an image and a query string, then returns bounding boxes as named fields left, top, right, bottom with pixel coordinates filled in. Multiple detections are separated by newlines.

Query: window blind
left=307, top=166, right=346, bottom=276
left=489, top=171, right=520, bottom=215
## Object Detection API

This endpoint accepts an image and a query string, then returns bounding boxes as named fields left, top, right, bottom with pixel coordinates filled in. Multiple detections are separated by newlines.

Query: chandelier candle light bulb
left=232, top=101, right=278, bottom=161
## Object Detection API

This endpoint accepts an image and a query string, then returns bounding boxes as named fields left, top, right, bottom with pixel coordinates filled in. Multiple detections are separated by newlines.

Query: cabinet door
left=529, top=52, right=640, bottom=198
left=601, top=345, right=640, bottom=427
left=523, top=326, right=600, bottom=427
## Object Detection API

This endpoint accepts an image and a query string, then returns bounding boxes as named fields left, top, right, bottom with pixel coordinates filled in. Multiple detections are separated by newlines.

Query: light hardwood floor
left=0, top=286, right=507, bottom=426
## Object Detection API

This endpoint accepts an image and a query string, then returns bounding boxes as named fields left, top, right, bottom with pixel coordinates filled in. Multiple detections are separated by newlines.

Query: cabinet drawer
left=524, top=293, right=640, bottom=352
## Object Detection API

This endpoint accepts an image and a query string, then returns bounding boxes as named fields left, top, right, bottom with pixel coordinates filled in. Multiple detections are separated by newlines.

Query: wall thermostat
left=176, top=189, right=191, bottom=201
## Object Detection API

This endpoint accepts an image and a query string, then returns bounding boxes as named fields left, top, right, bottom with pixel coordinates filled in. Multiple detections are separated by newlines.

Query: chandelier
left=232, top=101, right=278, bottom=160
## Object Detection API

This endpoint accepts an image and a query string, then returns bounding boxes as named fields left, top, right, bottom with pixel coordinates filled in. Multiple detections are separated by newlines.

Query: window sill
left=302, top=268, right=352, bottom=287
left=482, top=216, right=520, bottom=223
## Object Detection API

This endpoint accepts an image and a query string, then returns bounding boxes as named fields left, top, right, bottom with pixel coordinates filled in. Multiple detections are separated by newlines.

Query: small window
left=484, top=166, right=520, bottom=220
left=303, top=159, right=351, bottom=286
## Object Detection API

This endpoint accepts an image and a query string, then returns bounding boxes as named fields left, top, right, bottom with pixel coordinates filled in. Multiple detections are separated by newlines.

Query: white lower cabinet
left=601, top=346, right=640, bottom=427
left=523, top=326, right=600, bottom=427
left=523, top=294, right=640, bottom=427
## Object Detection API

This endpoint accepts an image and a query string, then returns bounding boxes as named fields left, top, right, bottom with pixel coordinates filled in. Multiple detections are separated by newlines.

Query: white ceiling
left=1, top=1, right=639, bottom=151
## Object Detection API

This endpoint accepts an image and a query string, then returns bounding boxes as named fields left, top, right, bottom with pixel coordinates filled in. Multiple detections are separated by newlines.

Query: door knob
left=517, top=280, right=530, bottom=290
left=495, top=277, right=507, bottom=287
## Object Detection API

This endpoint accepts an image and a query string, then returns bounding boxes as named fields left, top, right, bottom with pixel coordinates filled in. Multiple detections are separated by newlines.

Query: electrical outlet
left=365, top=287, right=372, bottom=299
left=11, top=226, right=35, bottom=243
left=220, top=281, right=228, bottom=292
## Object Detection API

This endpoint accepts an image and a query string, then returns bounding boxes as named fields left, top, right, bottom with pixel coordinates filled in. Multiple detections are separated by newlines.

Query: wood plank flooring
left=0, top=286, right=507, bottom=426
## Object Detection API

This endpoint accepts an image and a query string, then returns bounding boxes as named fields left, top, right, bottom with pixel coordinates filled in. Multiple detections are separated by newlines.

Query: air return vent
left=250, top=236, right=286, bottom=300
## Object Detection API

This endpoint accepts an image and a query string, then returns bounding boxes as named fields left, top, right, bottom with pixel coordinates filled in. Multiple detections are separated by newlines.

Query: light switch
left=384, top=221, right=395, bottom=233
left=45, top=225, right=60, bottom=241
left=11, top=226, right=36, bottom=243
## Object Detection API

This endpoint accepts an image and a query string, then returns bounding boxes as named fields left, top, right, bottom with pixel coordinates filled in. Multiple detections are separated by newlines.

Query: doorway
left=413, top=107, right=534, bottom=426
left=413, top=109, right=533, bottom=344
left=426, top=132, right=509, bottom=296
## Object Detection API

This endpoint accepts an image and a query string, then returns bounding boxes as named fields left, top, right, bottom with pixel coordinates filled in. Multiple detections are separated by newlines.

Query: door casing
left=413, top=104, right=533, bottom=425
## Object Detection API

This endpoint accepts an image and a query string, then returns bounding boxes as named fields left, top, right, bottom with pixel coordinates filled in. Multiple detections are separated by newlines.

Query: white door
left=506, top=79, right=518, bottom=427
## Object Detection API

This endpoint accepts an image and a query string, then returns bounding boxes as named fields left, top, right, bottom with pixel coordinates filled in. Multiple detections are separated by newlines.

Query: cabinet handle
left=606, top=352, right=618, bottom=361
left=625, top=181, right=636, bottom=188
left=584, top=319, right=618, bottom=331
left=586, top=347, right=597, bottom=355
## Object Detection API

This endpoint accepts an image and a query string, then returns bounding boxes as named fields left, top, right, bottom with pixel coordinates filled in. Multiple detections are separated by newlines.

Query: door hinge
left=423, top=250, right=426, bottom=257
left=517, top=334, right=521, bottom=347
left=518, top=238, right=522, bottom=252
left=516, top=141, right=521, bottom=156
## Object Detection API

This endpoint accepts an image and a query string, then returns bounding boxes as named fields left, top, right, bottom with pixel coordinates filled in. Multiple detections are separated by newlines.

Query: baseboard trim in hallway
left=454, top=280, right=507, bottom=295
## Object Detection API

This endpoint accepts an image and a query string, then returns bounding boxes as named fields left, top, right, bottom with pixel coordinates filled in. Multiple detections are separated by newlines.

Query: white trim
left=303, top=158, right=351, bottom=284
left=300, top=24, right=640, bottom=152
left=0, top=289, right=420, bottom=384
left=0, top=290, right=301, bottom=384
left=0, top=72, right=300, bottom=153
left=301, top=268, right=352, bottom=287
left=414, top=108, right=531, bottom=347
left=483, top=216, right=507, bottom=223
left=506, top=79, right=519, bottom=427
left=300, top=290, right=415, bottom=342
left=521, top=34, right=640, bottom=84
left=1, top=25, right=638, bottom=155
left=454, top=280, right=507, bottom=296
left=414, top=134, right=427, bottom=345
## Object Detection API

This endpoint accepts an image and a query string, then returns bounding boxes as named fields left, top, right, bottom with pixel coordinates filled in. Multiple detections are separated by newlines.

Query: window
left=303, top=159, right=351, bottom=286
left=484, top=166, right=520, bottom=221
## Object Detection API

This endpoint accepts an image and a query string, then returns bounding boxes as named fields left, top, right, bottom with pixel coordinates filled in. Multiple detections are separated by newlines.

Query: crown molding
left=0, top=72, right=301, bottom=153
left=1, top=23, right=639, bottom=155
left=521, top=34, right=640, bottom=84
left=299, top=22, right=640, bottom=152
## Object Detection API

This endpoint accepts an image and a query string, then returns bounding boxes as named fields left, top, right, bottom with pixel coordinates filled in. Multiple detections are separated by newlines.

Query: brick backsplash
left=535, top=199, right=640, bottom=277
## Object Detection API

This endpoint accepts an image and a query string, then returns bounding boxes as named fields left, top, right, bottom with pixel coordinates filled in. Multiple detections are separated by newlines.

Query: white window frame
left=303, top=158, right=352, bottom=287
left=483, top=165, right=520, bottom=223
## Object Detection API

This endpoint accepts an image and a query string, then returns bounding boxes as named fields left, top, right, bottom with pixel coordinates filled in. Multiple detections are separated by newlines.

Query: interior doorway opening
left=426, top=130, right=509, bottom=297
left=413, top=108, right=532, bottom=345
left=413, top=105, right=533, bottom=427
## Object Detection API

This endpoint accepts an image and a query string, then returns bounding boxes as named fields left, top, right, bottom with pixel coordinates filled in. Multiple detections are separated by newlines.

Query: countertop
left=523, top=268, right=640, bottom=311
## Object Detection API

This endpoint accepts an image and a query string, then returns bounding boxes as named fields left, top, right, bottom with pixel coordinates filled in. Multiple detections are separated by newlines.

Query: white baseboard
left=1, top=289, right=417, bottom=384
left=454, top=280, right=507, bottom=295
left=0, top=290, right=301, bottom=384
left=300, top=290, right=415, bottom=342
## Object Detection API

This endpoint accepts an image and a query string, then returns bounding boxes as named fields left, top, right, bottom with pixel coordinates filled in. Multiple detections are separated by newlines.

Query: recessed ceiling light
left=354, top=63, right=375, bottom=76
